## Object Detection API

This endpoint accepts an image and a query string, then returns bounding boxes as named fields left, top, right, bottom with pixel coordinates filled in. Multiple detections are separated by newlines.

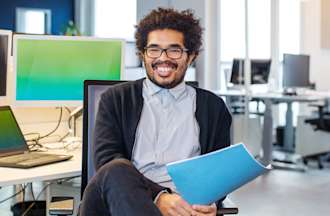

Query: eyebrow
left=146, top=43, right=183, bottom=48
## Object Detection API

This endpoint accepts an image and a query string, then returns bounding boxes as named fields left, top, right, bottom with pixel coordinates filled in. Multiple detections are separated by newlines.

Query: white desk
left=253, top=93, right=323, bottom=169
left=0, top=148, right=82, bottom=187
left=216, top=90, right=326, bottom=168
left=0, top=146, right=82, bottom=215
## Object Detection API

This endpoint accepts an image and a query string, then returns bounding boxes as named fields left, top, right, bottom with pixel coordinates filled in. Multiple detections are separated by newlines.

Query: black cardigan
left=93, top=78, right=232, bottom=199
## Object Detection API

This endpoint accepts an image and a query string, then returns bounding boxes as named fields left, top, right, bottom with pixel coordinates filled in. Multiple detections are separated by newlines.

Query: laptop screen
left=0, top=106, right=28, bottom=155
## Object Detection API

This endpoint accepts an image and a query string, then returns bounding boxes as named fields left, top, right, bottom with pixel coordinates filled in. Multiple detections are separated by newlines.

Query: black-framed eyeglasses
left=144, top=46, right=189, bottom=59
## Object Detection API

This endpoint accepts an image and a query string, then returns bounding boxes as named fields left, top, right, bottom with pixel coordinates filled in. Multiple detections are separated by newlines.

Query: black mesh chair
left=304, top=103, right=330, bottom=169
left=305, top=104, right=330, bottom=132
left=81, top=80, right=238, bottom=215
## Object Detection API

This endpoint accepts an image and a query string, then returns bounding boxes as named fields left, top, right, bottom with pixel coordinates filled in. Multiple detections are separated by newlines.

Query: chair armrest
left=217, top=198, right=239, bottom=215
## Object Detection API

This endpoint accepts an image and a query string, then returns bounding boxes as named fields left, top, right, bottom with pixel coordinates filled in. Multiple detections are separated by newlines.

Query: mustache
left=151, top=60, right=178, bottom=69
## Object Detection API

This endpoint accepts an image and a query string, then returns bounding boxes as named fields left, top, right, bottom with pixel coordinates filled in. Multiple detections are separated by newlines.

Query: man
left=80, top=8, right=231, bottom=216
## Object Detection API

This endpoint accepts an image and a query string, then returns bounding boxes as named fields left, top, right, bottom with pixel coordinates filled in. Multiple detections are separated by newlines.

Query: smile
left=152, top=62, right=177, bottom=77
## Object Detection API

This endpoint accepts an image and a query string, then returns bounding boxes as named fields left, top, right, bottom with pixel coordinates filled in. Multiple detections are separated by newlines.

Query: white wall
left=301, top=0, right=330, bottom=91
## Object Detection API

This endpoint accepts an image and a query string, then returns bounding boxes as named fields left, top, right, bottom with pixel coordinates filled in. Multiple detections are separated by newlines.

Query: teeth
left=156, top=67, right=172, bottom=72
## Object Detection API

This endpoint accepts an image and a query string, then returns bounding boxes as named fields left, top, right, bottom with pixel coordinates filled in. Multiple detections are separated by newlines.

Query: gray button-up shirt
left=132, top=79, right=201, bottom=191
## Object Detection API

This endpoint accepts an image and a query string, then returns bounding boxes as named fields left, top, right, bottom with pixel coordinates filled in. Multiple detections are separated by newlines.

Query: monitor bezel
left=0, top=29, right=12, bottom=98
left=229, top=58, right=272, bottom=85
left=12, top=34, right=125, bottom=107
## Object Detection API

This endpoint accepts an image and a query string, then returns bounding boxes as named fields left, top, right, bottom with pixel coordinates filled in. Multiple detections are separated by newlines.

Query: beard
left=144, top=59, right=188, bottom=89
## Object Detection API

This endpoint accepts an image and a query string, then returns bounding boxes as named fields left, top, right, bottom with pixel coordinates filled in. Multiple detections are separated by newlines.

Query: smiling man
left=143, top=29, right=194, bottom=88
left=80, top=8, right=232, bottom=216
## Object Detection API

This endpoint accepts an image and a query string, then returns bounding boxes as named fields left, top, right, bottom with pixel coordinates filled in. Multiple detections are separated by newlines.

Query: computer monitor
left=0, top=30, right=12, bottom=97
left=282, top=53, right=310, bottom=88
left=12, top=35, right=124, bottom=106
left=230, top=59, right=272, bottom=85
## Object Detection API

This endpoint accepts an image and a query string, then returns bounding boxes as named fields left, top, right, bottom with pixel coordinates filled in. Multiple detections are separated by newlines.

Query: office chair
left=81, top=80, right=238, bottom=215
left=304, top=103, right=330, bottom=169
left=305, top=104, right=330, bottom=132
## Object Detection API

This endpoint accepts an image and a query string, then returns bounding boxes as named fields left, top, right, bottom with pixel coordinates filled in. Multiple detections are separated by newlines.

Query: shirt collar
left=145, top=78, right=187, bottom=100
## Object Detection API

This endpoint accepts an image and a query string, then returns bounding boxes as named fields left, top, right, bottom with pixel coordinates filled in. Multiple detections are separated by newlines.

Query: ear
left=137, top=51, right=144, bottom=61
left=187, top=53, right=197, bottom=65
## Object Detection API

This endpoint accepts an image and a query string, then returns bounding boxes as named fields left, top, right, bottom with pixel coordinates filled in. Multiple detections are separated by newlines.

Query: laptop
left=0, top=106, right=73, bottom=168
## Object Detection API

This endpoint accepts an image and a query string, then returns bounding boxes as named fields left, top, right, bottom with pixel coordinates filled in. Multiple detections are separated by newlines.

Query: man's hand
left=192, top=203, right=217, bottom=216
left=156, top=193, right=197, bottom=216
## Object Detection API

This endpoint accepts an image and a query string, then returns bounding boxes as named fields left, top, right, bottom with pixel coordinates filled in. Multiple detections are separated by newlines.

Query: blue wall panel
left=0, top=0, right=74, bottom=35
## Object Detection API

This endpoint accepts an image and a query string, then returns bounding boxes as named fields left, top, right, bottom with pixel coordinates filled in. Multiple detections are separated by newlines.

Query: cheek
left=176, top=62, right=188, bottom=75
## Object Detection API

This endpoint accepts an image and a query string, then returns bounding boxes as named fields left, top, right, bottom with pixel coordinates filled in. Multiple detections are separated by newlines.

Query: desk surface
left=0, top=147, right=81, bottom=187
left=216, top=90, right=327, bottom=102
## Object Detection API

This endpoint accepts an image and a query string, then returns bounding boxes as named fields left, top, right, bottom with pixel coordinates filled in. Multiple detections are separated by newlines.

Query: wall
left=301, top=0, right=330, bottom=91
left=0, top=0, right=74, bottom=35
left=321, top=0, right=330, bottom=48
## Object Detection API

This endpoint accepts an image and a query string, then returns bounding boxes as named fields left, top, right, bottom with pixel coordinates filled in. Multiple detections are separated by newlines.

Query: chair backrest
left=81, top=80, right=125, bottom=198
left=81, top=80, right=199, bottom=198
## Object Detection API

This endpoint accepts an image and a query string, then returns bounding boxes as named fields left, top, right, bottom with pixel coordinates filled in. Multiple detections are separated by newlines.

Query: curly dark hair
left=135, top=7, right=203, bottom=57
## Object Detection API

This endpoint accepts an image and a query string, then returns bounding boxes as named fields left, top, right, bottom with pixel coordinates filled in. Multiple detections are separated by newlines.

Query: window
left=16, top=8, right=51, bottom=34
left=220, top=0, right=246, bottom=62
left=278, top=0, right=301, bottom=126
left=94, top=0, right=137, bottom=41
left=279, top=0, right=301, bottom=59
left=219, top=0, right=271, bottom=91
left=220, top=0, right=271, bottom=62
left=248, top=0, right=271, bottom=59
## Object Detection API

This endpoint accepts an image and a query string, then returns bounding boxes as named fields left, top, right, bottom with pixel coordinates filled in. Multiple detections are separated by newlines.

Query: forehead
left=147, top=29, right=185, bottom=47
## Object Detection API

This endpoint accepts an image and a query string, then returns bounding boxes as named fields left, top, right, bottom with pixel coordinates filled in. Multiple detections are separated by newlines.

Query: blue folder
left=166, top=143, right=270, bottom=205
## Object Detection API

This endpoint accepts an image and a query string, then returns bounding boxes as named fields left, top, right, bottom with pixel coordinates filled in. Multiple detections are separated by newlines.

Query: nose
left=158, top=50, right=170, bottom=61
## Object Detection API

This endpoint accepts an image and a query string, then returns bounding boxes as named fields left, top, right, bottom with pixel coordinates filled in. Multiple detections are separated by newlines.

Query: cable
left=21, top=182, right=52, bottom=216
left=22, top=106, right=75, bottom=152
left=23, top=132, right=41, bottom=137
left=0, top=185, right=27, bottom=205
left=29, top=183, right=35, bottom=201
left=22, top=184, right=25, bottom=203
left=64, top=106, right=72, bottom=130
left=38, top=107, right=63, bottom=141
left=59, top=131, right=71, bottom=142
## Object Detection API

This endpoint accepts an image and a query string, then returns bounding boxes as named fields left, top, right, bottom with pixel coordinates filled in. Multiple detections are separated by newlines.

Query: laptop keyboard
left=0, top=152, right=65, bottom=164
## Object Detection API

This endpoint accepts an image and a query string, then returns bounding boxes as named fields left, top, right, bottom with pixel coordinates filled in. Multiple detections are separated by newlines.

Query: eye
left=148, top=47, right=161, bottom=53
left=168, top=48, right=182, bottom=53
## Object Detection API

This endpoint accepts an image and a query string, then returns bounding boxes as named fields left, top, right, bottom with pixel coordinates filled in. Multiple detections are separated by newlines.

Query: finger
left=175, top=206, right=192, bottom=216
left=168, top=208, right=177, bottom=216
left=192, top=204, right=216, bottom=213
left=176, top=196, right=195, bottom=214
left=175, top=201, right=195, bottom=216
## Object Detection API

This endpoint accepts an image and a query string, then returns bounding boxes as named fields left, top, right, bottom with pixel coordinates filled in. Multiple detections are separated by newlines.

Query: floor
left=230, top=167, right=330, bottom=216
left=0, top=168, right=329, bottom=216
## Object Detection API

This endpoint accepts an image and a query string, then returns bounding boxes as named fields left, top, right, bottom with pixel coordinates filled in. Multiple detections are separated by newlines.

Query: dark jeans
left=79, top=159, right=163, bottom=216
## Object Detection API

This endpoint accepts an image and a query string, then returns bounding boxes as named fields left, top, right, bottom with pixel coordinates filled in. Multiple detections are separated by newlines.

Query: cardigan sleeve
left=93, top=89, right=126, bottom=171
left=214, top=100, right=232, bottom=150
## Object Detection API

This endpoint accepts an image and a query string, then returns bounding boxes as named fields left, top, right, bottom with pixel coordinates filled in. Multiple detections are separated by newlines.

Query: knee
left=80, top=179, right=106, bottom=215
left=96, top=158, right=134, bottom=182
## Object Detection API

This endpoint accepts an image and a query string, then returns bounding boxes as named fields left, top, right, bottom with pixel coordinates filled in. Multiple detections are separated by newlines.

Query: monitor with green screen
left=0, top=30, right=12, bottom=97
left=13, top=35, right=124, bottom=106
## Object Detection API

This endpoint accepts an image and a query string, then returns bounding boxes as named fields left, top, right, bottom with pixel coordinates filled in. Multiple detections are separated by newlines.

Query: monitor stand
left=282, top=88, right=297, bottom=96
left=61, top=106, right=83, bottom=145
